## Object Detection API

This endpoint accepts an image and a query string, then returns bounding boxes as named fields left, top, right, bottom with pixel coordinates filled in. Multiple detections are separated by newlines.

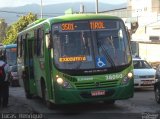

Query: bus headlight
left=57, top=77, right=64, bottom=85
left=121, top=72, right=133, bottom=85
left=56, top=77, right=72, bottom=88
left=127, top=72, right=133, bottom=79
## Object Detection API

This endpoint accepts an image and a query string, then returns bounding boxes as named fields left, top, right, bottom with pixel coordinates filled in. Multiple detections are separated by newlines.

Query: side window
left=17, top=36, right=21, bottom=58
left=21, top=36, right=25, bottom=57
left=34, top=28, right=44, bottom=56
left=25, top=34, right=29, bottom=56
left=17, top=35, right=23, bottom=58
left=34, top=30, right=37, bottom=55
left=37, top=28, right=44, bottom=56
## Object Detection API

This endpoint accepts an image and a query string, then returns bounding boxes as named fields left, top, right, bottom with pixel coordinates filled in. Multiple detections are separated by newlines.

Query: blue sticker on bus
left=96, top=57, right=106, bottom=68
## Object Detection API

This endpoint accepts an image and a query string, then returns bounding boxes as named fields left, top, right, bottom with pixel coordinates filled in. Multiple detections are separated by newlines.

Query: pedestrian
left=0, top=55, right=10, bottom=108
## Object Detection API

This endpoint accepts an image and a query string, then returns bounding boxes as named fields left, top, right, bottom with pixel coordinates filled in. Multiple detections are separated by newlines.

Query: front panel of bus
left=51, top=19, right=134, bottom=104
left=5, top=47, right=17, bottom=66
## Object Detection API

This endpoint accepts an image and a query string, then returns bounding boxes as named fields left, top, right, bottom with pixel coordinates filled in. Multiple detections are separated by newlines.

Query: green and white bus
left=17, top=14, right=134, bottom=107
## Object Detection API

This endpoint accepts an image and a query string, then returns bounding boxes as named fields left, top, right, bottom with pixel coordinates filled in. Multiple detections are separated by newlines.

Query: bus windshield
left=6, top=48, right=17, bottom=66
left=52, top=20, right=131, bottom=70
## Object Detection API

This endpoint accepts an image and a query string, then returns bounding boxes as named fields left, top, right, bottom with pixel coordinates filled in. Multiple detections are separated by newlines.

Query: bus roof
left=19, top=14, right=121, bottom=34
left=4, top=44, right=17, bottom=49
left=48, top=14, right=121, bottom=23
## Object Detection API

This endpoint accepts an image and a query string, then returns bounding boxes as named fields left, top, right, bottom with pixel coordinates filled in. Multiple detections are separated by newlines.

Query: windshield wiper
left=75, top=32, right=91, bottom=69
left=97, top=37, right=115, bottom=67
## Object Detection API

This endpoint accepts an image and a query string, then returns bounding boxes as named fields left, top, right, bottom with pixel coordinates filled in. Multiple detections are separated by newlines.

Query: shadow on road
left=33, top=98, right=125, bottom=113
left=52, top=102, right=121, bottom=113
left=134, top=88, right=154, bottom=92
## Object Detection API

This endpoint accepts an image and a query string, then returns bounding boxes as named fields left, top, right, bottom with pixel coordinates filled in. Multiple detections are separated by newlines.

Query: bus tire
left=25, top=91, right=32, bottom=99
left=41, top=81, right=46, bottom=103
left=41, top=81, right=53, bottom=109
left=46, top=101, right=53, bottom=109
left=104, top=100, right=115, bottom=104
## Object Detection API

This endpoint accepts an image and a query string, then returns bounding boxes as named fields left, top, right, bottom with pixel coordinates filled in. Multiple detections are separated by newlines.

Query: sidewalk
left=0, top=87, right=34, bottom=113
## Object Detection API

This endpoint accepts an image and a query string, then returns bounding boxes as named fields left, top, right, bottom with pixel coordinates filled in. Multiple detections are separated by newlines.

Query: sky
left=0, top=0, right=127, bottom=8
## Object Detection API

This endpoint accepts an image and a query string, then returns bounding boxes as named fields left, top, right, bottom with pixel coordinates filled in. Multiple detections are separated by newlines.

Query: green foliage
left=3, top=12, right=37, bottom=44
left=0, top=19, right=7, bottom=43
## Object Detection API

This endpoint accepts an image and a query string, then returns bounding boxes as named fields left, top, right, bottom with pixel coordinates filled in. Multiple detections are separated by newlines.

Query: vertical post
left=41, top=0, right=43, bottom=19
left=80, top=4, right=84, bottom=13
left=95, top=0, right=98, bottom=14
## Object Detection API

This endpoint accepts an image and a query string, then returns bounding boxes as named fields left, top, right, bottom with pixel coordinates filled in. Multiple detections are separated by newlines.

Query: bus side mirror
left=45, top=34, right=51, bottom=49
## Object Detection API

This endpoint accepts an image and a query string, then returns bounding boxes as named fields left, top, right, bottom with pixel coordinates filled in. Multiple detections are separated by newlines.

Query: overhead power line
left=0, top=10, right=65, bottom=16
left=1, top=6, right=160, bottom=16
left=0, top=10, right=26, bottom=14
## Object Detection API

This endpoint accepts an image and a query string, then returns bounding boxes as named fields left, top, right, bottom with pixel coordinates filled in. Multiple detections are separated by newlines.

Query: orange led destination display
left=61, top=21, right=106, bottom=31
left=59, top=56, right=86, bottom=62
left=61, top=23, right=75, bottom=31
left=90, top=21, right=105, bottom=30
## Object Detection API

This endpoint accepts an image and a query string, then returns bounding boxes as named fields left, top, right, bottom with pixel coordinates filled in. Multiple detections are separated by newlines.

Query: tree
left=0, top=19, right=7, bottom=43
left=3, top=12, right=37, bottom=44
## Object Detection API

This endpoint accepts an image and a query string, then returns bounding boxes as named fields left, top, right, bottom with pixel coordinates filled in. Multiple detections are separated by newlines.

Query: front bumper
left=134, top=78, right=155, bottom=88
left=54, top=83, right=134, bottom=104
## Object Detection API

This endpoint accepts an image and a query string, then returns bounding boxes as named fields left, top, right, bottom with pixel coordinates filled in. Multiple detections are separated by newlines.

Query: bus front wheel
left=25, top=91, right=32, bottom=99
left=104, top=100, right=115, bottom=104
left=41, top=81, right=53, bottom=109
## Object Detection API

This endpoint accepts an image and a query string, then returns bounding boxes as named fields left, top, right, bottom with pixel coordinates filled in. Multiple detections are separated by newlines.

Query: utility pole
left=95, top=0, right=98, bottom=14
left=41, top=0, right=43, bottom=18
left=80, top=4, right=84, bottom=13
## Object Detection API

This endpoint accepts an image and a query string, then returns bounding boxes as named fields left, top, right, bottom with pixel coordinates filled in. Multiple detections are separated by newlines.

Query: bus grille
left=139, top=75, right=154, bottom=78
left=74, top=80, right=119, bottom=89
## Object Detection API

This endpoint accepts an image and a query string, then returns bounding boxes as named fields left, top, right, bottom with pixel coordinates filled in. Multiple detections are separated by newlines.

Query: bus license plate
left=91, top=90, right=105, bottom=96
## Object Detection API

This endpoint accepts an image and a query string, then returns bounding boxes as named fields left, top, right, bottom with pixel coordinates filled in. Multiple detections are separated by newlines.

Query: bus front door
left=24, top=40, right=36, bottom=98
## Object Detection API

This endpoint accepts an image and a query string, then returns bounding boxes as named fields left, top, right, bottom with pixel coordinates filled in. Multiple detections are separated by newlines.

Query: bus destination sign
left=61, top=21, right=106, bottom=31
left=90, top=21, right=105, bottom=30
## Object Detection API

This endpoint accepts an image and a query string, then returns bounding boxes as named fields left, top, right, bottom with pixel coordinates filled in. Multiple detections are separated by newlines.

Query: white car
left=133, top=58, right=156, bottom=88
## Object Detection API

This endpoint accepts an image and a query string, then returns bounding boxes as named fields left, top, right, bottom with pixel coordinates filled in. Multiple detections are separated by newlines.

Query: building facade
left=101, top=0, right=160, bottom=62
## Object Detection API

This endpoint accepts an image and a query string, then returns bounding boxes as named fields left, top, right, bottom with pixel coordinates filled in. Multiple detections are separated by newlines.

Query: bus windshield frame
left=52, top=19, right=132, bottom=74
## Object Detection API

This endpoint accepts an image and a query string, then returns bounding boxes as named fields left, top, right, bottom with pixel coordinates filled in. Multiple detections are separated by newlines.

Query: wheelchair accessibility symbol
left=96, top=57, right=106, bottom=68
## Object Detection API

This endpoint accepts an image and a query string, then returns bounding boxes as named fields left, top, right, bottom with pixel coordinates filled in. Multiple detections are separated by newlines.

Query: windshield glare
left=133, top=60, right=152, bottom=69
left=52, top=20, right=131, bottom=70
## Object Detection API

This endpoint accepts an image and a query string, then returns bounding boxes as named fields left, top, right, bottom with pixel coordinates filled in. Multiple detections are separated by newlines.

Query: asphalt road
left=1, top=87, right=160, bottom=119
